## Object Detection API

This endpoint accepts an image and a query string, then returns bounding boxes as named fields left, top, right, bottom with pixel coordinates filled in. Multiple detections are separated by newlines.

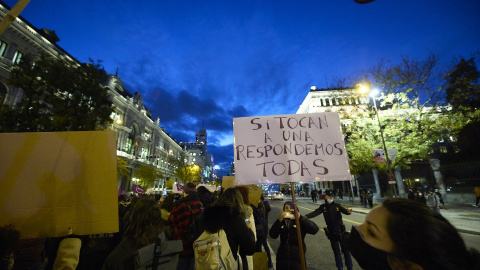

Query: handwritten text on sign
left=233, top=113, right=351, bottom=184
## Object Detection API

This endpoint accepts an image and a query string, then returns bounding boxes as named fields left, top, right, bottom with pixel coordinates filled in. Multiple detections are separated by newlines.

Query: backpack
left=135, top=232, right=183, bottom=270
left=184, top=203, right=205, bottom=242
left=193, top=229, right=238, bottom=270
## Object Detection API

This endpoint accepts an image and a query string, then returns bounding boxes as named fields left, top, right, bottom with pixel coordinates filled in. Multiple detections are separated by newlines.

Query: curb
left=305, top=202, right=480, bottom=236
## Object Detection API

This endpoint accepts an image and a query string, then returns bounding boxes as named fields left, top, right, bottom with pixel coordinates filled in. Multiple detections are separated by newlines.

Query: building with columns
left=296, top=85, right=461, bottom=201
left=0, top=1, right=197, bottom=193
left=296, top=86, right=371, bottom=196
left=106, top=75, right=190, bottom=192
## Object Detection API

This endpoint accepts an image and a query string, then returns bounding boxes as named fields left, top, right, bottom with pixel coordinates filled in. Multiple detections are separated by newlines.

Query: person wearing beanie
left=183, top=182, right=197, bottom=195
left=269, top=201, right=319, bottom=270
left=168, top=182, right=204, bottom=270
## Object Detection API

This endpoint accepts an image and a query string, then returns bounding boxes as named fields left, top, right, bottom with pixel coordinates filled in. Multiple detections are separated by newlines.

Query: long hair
left=159, top=193, right=176, bottom=212
left=213, top=187, right=252, bottom=219
left=383, top=199, right=479, bottom=270
left=124, top=197, right=162, bottom=246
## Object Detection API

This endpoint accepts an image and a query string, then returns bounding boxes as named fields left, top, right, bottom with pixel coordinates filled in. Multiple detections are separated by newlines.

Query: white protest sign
left=233, top=112, right=351, bottom=185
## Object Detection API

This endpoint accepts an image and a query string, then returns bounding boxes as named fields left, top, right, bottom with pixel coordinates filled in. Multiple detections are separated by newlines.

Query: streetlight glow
left=356, top=83, right=398, bottom=197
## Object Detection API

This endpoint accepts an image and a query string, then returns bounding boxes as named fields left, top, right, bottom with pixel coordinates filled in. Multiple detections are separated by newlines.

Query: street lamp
left=359, top=84, right=398, bottom=197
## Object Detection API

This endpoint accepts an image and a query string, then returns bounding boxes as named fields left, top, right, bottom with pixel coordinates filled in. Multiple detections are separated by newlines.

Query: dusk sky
left=5, top=0, right=479, bottom=176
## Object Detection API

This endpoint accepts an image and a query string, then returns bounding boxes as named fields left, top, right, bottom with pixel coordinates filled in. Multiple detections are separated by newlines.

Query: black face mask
left=349, top=225, right=392, bottom=270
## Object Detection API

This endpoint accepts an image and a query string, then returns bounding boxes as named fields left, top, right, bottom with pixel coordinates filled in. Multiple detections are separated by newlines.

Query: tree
left=175, top=163, right=202, bottom=184
left=166, top=179, right=175, bottom=190
left=346, top=54, right=471, bottom=177
left=133, top=164, right=163, bottom=189
left=444, top=56, right=480, bottom=160
left=117, top=157, right=130, bottom=179
left=445, top=57, right=480, bottom=114
left=0, top=53, right=113, bottom=132
left=167, top=152, right=202, bottom=184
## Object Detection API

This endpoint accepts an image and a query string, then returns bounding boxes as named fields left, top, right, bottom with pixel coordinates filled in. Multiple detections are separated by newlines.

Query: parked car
left=270, top=192, right=284, bottom=200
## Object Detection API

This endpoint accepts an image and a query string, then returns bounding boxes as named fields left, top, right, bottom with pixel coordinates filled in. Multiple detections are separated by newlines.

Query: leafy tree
left=0, top=53, right=113, bottom=132
left=117, top=157, right=130, bottom=179
left=133, top=164, right=163, bottom=189
left=445, top=57, right=480, bottom=114
left=175, top=163, right=202, bottom=184
left=166, top=179, right=175, bottom=189
left=346, top=54, right=471, bottom=177
left=443, top=56, right=480, bottom=160
left=168, top=152, right=202, bottom=184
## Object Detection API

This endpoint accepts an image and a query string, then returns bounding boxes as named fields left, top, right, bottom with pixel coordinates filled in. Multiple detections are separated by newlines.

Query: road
left=264, top=199, right=480, bottom=270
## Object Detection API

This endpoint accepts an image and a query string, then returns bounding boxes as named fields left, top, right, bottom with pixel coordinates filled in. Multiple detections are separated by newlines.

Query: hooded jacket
left=203, top=205, right=256, bottom=260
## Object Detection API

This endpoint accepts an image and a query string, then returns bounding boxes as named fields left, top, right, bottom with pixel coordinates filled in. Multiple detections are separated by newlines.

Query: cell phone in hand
left=284, top=212, right=294, bottom=219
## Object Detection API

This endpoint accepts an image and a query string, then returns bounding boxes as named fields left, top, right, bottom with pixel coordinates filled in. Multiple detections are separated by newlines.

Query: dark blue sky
left=6, top=0, right=479, bottom=176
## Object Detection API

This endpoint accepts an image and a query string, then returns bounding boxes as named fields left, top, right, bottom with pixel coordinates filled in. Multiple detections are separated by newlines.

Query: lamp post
left=359, top=85, right=398, bottom=197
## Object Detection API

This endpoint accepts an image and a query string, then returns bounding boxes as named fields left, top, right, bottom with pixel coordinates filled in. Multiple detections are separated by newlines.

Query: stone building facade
left=0, top=1, right=198, bottom=193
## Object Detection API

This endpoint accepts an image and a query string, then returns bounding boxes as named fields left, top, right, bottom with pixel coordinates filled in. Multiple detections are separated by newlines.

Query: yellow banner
left=221, top=176, right=263, bottom=205
left=0, top=131, right=118, bottom=238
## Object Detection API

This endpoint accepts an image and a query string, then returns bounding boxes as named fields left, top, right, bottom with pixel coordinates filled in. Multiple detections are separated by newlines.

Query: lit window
left=0, top=40, right=7, bottom=56
left=12, top=51, right=23, bottom=64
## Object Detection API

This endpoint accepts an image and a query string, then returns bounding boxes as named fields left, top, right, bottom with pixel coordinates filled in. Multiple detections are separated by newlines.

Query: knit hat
left=183, top=182, right=197, bottom=194
left=283, top=201, right=299, bottom=212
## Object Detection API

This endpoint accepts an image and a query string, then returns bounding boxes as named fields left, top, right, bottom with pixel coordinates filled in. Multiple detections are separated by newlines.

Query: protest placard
left=233, top=112, right=351, bottom=185
left=0, top=131, right=118, bottom=238
left=221, top=176, right=262, bottom=204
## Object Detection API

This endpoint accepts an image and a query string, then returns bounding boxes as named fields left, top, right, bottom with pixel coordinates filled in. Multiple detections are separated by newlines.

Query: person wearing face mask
left=349, top=198, right=480, bottom=270
left=269, top=201, right=319, bottom=270
left=305, top=190, right=353, bottom=270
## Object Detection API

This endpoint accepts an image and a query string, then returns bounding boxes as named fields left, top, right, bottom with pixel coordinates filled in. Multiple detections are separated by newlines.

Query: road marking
left=298, top=205, right=316, bottom=211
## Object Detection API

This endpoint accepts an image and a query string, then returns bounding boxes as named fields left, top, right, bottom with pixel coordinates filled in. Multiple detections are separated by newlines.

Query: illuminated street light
left=357, top=83, right=398, bottom=197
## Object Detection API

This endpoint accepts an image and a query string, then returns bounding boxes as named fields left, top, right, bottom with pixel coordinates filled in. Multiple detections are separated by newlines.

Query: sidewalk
left=288, top=195, right=480, bottom=235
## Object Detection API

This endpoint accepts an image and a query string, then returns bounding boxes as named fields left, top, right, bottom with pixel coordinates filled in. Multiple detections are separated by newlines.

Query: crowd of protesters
left=2, top=183, right=480, bottom=270
left=0, top=184, right=275, bottom=270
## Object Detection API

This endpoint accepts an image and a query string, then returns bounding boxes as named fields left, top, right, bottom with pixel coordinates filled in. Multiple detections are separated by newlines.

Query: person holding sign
left=305, top=190, right=353, bottom=270
left=269, top=201, right=319, bottom=270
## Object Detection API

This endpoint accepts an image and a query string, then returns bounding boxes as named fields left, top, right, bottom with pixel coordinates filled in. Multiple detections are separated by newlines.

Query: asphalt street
left=264, top=198, right=480, bottom=270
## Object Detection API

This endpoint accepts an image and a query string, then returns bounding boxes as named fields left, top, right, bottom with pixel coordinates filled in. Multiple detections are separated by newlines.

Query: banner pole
left=290, top=182, right=306, bottom=270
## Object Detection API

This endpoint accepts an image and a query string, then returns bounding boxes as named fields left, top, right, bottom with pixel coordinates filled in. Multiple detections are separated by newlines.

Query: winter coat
left=168, top=193, right=203, bottom=257
left=203, top=205, right=256, bottom=261
left=269, top=215, right=319, bottom=270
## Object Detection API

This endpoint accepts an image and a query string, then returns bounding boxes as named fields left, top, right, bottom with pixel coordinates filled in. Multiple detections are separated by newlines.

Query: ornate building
left=0, top=1, right=195, bottom=193
left=297, top=85, right=455, bottom=200
left=296, top=86, right=370, bottom=195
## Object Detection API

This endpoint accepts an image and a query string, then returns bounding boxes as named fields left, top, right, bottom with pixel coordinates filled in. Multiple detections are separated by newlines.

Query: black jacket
left=305, top=201, right=350, bottom=231
left=269, top=215, right=319, bottom=270
left=203, top=205, right=256, bottom=260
